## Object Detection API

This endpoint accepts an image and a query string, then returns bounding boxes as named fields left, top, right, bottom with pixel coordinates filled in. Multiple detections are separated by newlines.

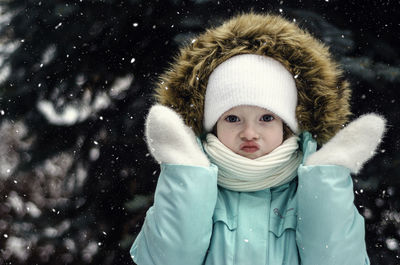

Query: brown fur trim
left=153, top=12, right=351, bottom=145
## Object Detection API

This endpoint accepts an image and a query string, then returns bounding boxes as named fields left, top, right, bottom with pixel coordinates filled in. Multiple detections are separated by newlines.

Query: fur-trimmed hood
left=153, top=12, right=351, bottom=145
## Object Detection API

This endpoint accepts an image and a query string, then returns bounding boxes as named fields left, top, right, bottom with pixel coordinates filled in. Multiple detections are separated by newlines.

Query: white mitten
left=145, top=104, right=210, bottom=167
left=305, top=113, right=386, bottom=174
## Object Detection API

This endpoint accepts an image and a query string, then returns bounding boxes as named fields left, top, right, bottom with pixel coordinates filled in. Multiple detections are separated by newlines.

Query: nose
left=240, top=122, right=259, bottom=141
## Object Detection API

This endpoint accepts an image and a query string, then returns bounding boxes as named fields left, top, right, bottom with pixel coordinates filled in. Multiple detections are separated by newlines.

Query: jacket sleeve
left=130, top=163, right=218, bottom=265
left=296, top=163, right=370, bottom=265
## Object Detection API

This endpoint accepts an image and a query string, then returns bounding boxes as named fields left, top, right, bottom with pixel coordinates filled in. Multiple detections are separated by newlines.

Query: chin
left=248, top=151, right=271, bottom=159
left=241, top=152, right=261, bottom=160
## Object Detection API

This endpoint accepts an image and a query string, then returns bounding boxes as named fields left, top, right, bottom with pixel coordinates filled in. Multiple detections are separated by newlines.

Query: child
left=130, top=13, right=385, bottom=265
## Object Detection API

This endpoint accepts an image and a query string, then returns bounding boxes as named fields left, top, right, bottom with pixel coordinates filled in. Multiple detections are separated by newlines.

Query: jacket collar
left=299, top=131, right=317, bottom=164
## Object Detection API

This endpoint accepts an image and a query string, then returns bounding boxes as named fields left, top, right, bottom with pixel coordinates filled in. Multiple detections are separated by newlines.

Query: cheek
left=217, top=129, right=232, bottom=145
left=216, top=124, right=236, bottom=148
left=267, top=126, right=284, bottom=147
left=274, top=133, right=284, bottom=146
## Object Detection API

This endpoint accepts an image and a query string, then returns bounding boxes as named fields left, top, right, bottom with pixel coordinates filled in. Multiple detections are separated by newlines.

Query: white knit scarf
left=203, top=134, right=303, bottom=192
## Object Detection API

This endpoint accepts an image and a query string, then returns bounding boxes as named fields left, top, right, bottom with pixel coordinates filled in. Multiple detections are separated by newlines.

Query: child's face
left=216, top=105, right=284, bottom=159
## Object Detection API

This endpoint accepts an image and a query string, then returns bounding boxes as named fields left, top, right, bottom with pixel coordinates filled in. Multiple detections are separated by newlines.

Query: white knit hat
left=203, top=54, right=299, bottom=133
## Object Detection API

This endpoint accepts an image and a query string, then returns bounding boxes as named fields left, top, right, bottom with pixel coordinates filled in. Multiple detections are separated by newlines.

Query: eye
left=225, top=115, right=240, bottom=123
left=261, top=114, right=274, bottom=122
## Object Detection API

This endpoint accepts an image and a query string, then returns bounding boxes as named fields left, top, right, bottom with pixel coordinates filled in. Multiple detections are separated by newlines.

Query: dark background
left=0, top=0, right=399, bottom=264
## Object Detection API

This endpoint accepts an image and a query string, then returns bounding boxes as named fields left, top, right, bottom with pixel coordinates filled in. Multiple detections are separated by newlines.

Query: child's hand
left=145, top=104, right=210, bottom=167
left=305, top=113, right=386, bottom=174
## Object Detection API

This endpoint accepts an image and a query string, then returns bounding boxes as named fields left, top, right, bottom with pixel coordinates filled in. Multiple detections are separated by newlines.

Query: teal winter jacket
left=130, top=133, right=370, bottom=265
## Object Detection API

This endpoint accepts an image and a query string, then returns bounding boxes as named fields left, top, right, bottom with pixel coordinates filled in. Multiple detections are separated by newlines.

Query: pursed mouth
left=241, top=146, right=259, bottom=153
left=240, top=141, right=260, bottom=153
